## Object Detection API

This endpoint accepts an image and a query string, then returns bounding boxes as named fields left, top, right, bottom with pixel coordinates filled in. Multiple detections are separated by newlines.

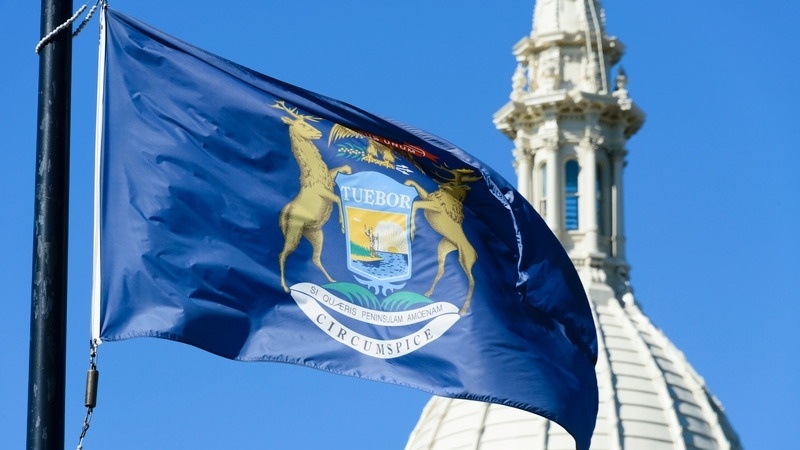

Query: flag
left=93, top=7, right=598, bottom=448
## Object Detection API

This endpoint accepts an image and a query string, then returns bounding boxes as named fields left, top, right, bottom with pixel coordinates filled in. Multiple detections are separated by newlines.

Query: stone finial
left=511, top=64, right=527, bottom=100
left=615, top=66, right=628, bottom=92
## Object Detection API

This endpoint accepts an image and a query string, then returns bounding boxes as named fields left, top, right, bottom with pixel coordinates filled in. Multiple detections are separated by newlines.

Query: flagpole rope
left=35, top=0, right=103, bottom=54
left=72, top=0, right=102, bottom=39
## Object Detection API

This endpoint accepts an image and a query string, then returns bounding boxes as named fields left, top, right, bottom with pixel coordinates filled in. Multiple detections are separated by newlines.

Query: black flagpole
left=28, top=0, right=73, bottom=448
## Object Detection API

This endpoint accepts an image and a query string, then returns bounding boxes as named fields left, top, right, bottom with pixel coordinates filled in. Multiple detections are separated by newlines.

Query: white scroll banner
left=290, top=283, right=461, bottom=359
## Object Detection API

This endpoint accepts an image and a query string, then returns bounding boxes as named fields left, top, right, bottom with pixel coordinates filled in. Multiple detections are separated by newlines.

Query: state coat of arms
left=271, top=101, right=481, bottom=359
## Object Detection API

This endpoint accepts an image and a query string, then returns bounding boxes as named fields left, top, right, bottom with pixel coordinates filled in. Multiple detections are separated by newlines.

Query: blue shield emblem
left=335, top=172, right=418, bottom=295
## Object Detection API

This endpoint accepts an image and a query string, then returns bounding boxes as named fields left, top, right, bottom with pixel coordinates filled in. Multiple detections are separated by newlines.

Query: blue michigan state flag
left=93, top=7, right=598, bottom=449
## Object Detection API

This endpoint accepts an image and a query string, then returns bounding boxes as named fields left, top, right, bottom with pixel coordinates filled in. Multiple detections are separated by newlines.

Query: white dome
left=404, top=293, right=743, bottom=450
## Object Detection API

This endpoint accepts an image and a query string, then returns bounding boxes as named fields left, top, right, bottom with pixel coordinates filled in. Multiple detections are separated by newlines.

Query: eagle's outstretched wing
left=328, top=123, right=365, bottom=147
left=328, top=124, right=397, bottom=168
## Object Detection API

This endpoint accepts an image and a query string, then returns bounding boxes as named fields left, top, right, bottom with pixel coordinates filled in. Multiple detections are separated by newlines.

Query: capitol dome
left=405, top=293, right=743, bottom=449
left=405, top=1, right=743, bottom=449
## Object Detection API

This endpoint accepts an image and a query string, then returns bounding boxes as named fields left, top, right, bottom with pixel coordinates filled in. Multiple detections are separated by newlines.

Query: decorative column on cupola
left=495, top=0, right=644, bottom=295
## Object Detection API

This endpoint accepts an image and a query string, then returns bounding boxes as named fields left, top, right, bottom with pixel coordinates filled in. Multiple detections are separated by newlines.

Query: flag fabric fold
left=93, top=7, right=598, bottom=448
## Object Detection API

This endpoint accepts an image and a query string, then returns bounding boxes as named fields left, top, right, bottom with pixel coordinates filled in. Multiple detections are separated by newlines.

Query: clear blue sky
left=3, top=1, right=797, bottom=448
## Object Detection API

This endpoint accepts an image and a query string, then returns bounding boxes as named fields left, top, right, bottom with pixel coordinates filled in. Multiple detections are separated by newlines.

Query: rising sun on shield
left=335, top=172, right=418, bottom=295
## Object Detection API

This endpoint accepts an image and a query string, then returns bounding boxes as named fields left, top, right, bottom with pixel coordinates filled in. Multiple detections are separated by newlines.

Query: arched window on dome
left=565, top=160, right=579, bottom=231
left=538, top=162, right=547, bottom=219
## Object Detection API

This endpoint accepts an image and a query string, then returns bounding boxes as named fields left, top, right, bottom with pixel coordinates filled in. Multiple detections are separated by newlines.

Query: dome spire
left=523, top=0, right=617, bottom=95
left=532, top=0, right=607, bottom=38
left=496, top=0, right=644, bottom=290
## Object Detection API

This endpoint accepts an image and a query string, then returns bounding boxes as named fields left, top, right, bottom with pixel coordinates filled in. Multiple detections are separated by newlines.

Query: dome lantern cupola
left=495, top=0, right=644, bottom=296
